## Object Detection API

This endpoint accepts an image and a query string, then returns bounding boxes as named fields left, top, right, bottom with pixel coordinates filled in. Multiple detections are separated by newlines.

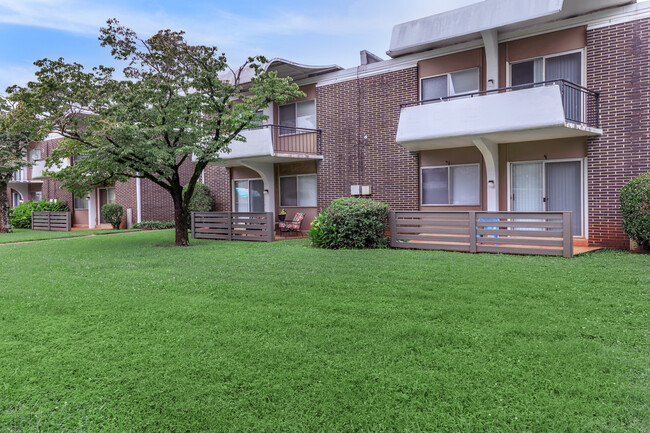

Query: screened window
left=30, top=191, right=42, bottom=202
left=421, top=68, right=480, bottom=101
left=279, top=100, right=316, bottom=134
left=280, top=175, right=317, bottom=207
left=74, top=195, right=89, bottom=210
left=422, top=164, right=480, bottom=205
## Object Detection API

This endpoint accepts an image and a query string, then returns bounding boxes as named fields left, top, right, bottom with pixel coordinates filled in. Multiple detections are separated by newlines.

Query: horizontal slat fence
left=32, top=211, right=71, bottom=231
left=390, top=211, right=573, bottom=257
left=192, top=212, right=274, bottom=242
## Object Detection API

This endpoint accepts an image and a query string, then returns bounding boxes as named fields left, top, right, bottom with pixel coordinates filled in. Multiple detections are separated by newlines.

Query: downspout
left=136, top=177, right=142, bottom=223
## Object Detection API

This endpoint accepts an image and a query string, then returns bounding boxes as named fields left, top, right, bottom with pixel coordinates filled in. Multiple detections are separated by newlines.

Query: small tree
left=9, top=19, right=303, bottom=245
left=620, top=172, right=650, bottom=251
left=0, top=97, right=44, bottom=233
left=101, top=203, right=123, bottom=230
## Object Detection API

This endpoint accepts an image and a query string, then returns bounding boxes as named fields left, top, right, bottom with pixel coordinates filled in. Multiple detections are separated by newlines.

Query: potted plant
left=278, top=209, right=287, bottom=222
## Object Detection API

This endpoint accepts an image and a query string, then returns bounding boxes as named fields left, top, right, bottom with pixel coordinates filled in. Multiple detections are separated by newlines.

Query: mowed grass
left=0, top=232, right=648, bottom=432
left=0, top=228, right=141, bottom=244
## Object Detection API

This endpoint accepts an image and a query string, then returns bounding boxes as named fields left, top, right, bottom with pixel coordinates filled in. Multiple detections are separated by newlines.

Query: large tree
left=9, top=19, right=303, bottom=245
left=0, top=97, right=44, bottom=233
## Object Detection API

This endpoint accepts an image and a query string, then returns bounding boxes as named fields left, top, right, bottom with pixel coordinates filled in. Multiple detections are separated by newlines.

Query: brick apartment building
left=8, top=0, right=650, bottom=248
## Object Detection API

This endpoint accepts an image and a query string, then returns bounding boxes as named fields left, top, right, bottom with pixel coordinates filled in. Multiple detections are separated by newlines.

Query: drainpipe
left=136, top=177, right=142, bottom=223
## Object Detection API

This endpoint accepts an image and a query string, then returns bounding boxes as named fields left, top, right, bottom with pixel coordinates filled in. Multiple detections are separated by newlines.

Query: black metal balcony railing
left=400, top=79, right=600, bottom=129
left=246, top=124, right=322, bottom=155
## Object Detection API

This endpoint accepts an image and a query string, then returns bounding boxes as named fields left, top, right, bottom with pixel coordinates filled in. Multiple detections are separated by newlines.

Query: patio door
left=98, top=187, right=116, bottom=223
left=511, top=160, right=583, bottom=236
left=234, top=179, right=264, bottom=212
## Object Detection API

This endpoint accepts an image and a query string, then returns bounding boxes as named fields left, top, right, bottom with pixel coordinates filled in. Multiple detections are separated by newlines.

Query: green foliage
left=101, top=203, right=123, bottom=229
left=132, top=220, right=175, bottom=230
left=183, top=183, right=213, bottom=215
left=308, top=197, right=389, bottom=249
left=8, top=200, right=69, bottom=229
left=619, top=172, right=650, bottom=250
left=7, top=19, right=304, bottom=245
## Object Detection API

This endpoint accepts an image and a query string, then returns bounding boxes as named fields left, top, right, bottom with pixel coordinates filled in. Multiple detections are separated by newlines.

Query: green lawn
left=0, top=232, right=648, bottom=432
left=0, top=228, right=142, bottom=244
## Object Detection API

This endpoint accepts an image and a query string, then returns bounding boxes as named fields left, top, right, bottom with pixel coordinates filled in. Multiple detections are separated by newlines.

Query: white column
left=88, top=189, right=97, bottom=229
left=240, top=161, right=275, bottom=213
left=472, top=137, right=499, bottom=211
left=481, top=29, right=499, bottom=90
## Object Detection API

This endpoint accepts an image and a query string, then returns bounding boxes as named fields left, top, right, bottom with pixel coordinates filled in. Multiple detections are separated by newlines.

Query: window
left=234, top=179, right=264, bottom=212
left=30, top=191, right=42, bottom=202
left=421, top=164, right=480, bottom=205
left=510, top=52, right=583, bottom=121
left=510, top=52, right=582, bottom=86
left=421, top=68, right=480, bottom=101
left=12, top=192, right=23, bottom=207
left=29, top=148, right=42, bottom=161
left=280, top=175, right=317, bottom=207
left=74, top=195, right=89, bottom=210
left=250, top=109, right=265, bottom=127
left=279, top=100, right=316, bottom=134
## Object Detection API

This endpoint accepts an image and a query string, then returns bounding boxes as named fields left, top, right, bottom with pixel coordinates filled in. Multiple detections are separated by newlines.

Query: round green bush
left=101, top=203, right=123, bottom=230
left=619, top=172, right=650, bottom=250
left=183, top=183, right=213, bottom=217
left=308, top=197, right=389, bottom=249
left=9, top=199, right=69, bottom=229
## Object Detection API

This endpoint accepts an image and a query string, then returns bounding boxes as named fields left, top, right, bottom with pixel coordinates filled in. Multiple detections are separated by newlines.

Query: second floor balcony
left=396, top=79, right=602, bottom=151
left=218, top=124, right=323, bottom=165
left=31, top=159, right=70, bottom=180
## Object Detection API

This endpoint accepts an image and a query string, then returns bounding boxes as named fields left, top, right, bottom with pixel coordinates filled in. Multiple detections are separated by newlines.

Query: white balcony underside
left=396, top=85, right=602, bottom=151
left=219, top=154, right=324, bottom=168
left=31, top=159, right=69, bottom=179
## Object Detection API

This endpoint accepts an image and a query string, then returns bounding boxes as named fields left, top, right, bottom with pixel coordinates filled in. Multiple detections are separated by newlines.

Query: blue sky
left=0, top=0, right=483, bottom=91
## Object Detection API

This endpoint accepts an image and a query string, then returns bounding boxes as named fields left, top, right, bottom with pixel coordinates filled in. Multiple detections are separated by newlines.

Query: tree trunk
left=0, top=182, right=12, bottom=234
left=172, top=189, right=189, bottom=246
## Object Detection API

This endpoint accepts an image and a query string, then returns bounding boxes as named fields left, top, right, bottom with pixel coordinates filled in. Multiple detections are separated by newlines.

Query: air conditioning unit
left=351, top=185, right=361, bottom=195
left=361, top=185, right=371, bottom=195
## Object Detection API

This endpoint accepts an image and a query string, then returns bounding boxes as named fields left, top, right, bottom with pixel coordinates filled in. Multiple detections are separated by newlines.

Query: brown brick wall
left=140, top=158, right=197, bottom=222
left=316, top=67, right=420, bottom=210
left=203, top=164, right=232, bottom=211
left=587, top=18, right=650, bottom=249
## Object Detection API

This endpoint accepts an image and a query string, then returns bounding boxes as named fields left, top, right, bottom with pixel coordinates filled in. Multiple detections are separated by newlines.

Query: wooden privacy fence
left=32, top=211, right=71, bottom=231
left=390, top=211, right=573, bottom=257
left=191, top=212, right=275, bottom=242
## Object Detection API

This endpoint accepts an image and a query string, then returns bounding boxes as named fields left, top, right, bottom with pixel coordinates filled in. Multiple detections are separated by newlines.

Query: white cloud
left=0, top=64, right=36, bottom=93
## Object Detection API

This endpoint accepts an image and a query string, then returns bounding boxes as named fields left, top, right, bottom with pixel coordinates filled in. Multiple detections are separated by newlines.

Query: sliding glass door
left=234, top=179, right=265, bottom=212
left=511, top=160, right=583, bottom=236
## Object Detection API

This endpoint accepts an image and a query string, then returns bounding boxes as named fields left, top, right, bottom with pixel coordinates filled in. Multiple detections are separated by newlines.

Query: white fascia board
left=388, top=0, right=563, bottom=57
left=302, top=2, right=650, bottom=90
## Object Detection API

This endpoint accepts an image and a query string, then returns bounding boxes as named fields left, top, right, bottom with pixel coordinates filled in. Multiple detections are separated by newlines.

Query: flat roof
left=388, top=0, right=635, bottom=58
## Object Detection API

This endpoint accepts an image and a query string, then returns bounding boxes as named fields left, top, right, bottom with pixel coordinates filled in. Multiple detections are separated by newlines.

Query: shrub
left=183, top=183, right=213, bottom=216
left=619, top=172, right=650, bottom=250
left=9, top=200, right=69, bottom=229
left=132, top=220, right=175, bottom=230
left=308, top=197, right=389, bottom=249
left=101, top=203, right=123, bottom=230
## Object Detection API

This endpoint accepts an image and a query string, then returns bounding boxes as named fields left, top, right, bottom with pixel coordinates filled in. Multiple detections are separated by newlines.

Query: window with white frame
left=421, top=68, right=480, bottom=101
left=12, top=192, right=23, bottom=207
left=74, top=195, right=89, bottom=210
left=29, top=148, right=42, bottom=161
left=280, top=175, right=317, bottom=207
left=421, top=164, right=481, bottom=205
left=279, top=100, right=316, bottom=134
left=30, top=191, right=42, bottom=202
